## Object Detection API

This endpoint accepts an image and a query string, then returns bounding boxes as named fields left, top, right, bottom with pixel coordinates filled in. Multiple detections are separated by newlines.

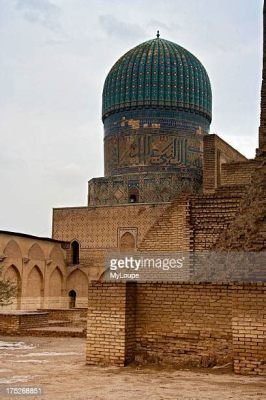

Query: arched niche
left=120, top=232, right=136, bottom=251
left=4, top=240, right=22, bottom=258
left=49, top=245, right=65, bottom=265
left=28, top=243, right=45, bottom=261
left=49, top=266, right=63, bottom=297
left=67, top=269, right=88, bottom=298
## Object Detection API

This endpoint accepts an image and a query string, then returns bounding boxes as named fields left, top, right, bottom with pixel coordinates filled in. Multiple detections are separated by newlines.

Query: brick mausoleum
left=0, top=3, right=265, bottom=376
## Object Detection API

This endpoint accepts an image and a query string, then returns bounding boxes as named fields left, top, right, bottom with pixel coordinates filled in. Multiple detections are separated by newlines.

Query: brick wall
left=0, top=311, right=48, bottom=334
left=139, top=196, right=190, bottom=251
left=40, top=308, right=87, bottom=324
left=135, top=283, right=232, bottom=367
left=53, top=204, right=168, bottom=249
left=0, top=314, right=19, bottom=333
left=19, top=312, right=48, bottom=329
left=214, top=161, right=266, bottom=251
left=220, top=160, right=258, bottom=187
left=86, top=282, right=266, bottom=375
left=189, top=191, right=245, bottom=251
left=86, top=282, right=136, bottom=366
left=203, top=135, right=247, bottom=194
left=232, top=284, right=266, bottom=375
left=257, top=2, right=266, bottom=157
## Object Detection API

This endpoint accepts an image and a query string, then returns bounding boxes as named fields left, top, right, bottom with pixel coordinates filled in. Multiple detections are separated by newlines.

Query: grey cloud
left=99, top=14, right=146, bottom=41
left=15, top=0, right=61, bottom=31
left=147, top=19, right=181, bottom=37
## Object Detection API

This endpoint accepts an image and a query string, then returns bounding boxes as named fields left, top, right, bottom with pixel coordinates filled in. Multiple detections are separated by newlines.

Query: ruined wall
left=232, top=284, right=266, bottom=375
left=220, top=160, right=259, bottom=187
left=214, top=161, right=266, bottom=251
left=189, top=189, right=246, bottom=251
left=257, top=2, right=266, bottom=157
left=41, top=308, right=87, bottom=326
left=86, top=282, right=266, bottom=375
left=138, top=196, right=190, bottom=251
left=203, top=134, right=247, bottom=194
left=135, top=283, right=232, bottom=367
left=0, top=312, right=48, bottom=334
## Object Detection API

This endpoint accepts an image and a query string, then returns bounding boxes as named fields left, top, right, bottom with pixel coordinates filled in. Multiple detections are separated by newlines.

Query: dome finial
left=156, top=30, right=160, bottom=38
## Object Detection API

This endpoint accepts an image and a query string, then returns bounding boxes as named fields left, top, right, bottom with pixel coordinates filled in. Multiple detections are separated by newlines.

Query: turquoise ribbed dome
left=102, top=37, right=212, bottom=122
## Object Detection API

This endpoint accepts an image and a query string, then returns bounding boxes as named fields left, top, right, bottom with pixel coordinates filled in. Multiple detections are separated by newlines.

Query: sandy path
left=0, top=336, right=265, bottom=400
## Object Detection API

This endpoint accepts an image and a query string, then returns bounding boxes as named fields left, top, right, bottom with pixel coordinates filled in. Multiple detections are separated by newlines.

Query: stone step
left=48, top=320, right=71, bottom=327
left=22, top=326, right=86, bottom=337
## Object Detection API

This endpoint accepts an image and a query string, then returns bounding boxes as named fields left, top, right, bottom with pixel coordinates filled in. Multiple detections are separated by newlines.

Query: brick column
left=257, top=2, right=266, bottom=157
left=203, top=135, right=217, bottom=193
left=232, top=283, right=266, bottom=375
left=86, top=281, right=136, bottom=366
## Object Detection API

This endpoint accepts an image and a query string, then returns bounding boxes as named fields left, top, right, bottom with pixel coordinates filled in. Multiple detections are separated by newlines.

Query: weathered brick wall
left=135, top=283, right=232, bottom=367
left=40, top=308, right=87, bottom=324
left=139, top=196, right=190, bottom=251
left=0, top=314, right=19, bottom=333
left=220, top=160, right=258, bottom=187
left=203, top=134, right=247, bottom=194
left=18, top=312, right=48, bottom=329
left=214, top=161, right=266, bottom=251
left=189, top=190, right=245, bottom=251
left=232, top=284, right=266, bottom=375
left=0, top=312, right=48, bottom=334
left=257, top=2, right=266, bottom=157
left=86, top=282, right=136, bottom=366
left=86, top=282, right=266, bottom=375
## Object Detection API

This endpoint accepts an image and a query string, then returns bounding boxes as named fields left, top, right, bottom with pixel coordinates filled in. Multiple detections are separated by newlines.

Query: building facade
left=0, top=27, right=264, bottom=312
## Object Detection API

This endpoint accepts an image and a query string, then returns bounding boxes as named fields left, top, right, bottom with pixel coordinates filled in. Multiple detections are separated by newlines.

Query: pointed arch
left=4, top=264, right=21, bottom=284
left=26, top=265, right=43, bottom=298
left=3, top=265, right=21, bottom=309
left=49, top=266, right=63, bottom=297
left=49, top=245, right=65, bottom=264
left=28, top=243, right=45, bottom=261
left=4, top=240, right=22, bottom=258
left=67, top=268, right=88, bottom=297
left=120, top=232, right=136, bottom=251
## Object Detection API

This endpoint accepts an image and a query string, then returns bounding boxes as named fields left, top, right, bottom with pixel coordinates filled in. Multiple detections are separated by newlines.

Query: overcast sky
left=0, top=0, right=264, bottom=237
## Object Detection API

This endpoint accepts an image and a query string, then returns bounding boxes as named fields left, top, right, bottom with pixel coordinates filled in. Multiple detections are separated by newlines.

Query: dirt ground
left=0, top=336, right=265, bottom=400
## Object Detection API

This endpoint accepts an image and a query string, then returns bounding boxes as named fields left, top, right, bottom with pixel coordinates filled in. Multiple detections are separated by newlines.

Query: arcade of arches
left=0, top=232, right=89, bottom=310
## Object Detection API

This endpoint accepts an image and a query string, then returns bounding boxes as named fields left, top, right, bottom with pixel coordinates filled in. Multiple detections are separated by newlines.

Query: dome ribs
left=102, top=38, right=212, bottom=123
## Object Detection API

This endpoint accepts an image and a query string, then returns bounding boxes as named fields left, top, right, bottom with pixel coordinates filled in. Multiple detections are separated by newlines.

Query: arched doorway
left=68, top=290, right=76, bottom=308
left=67, top=269, right=88, bottom=308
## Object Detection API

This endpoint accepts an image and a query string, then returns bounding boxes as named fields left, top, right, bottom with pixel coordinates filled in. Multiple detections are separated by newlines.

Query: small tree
left=0, top=265, right=17, bottom=306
